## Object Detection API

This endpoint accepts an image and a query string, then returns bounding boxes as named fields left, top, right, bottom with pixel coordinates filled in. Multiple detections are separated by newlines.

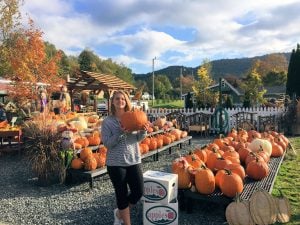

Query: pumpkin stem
left=234, top=192, right=241, bottom=202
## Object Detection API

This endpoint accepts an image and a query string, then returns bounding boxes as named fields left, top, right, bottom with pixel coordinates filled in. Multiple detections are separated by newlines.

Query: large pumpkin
left=225, top=194, right=255, bottom=225
left=194, top=165, right=215, bottom=194
left=219, top=169, right=244, bottom=198
left=248, top=138, right=272, bottom=157
left=120, top=110, right=148, bottom=132
left=274, top=192, right=291, bottom=223
left=249, top=190, right=277, bottom=225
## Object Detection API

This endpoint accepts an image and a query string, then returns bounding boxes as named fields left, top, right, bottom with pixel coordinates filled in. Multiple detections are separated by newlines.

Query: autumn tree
left=181, top=75, right=194, bottom=94
left=6, top=20, right=63, bottom=108
left=255, top=53, right=288, bottom=77
left=240, top=62, right=266, bottom=107
left=192, top=60, right=217, bottom=108
left=0, top=0, right=23, bottom=77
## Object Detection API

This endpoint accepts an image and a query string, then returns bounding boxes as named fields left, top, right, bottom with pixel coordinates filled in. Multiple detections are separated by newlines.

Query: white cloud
left=20, top=0, right=300, bottom=73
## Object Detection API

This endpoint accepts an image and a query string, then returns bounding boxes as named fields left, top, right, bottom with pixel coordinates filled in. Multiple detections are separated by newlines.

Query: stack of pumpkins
left=54, top=112, right=104, bottom=171
left=138, top=115, right=188, bottom=155
left=71, top=145, right=107, bottom=171
left=171, top=129, right=289, bottom=198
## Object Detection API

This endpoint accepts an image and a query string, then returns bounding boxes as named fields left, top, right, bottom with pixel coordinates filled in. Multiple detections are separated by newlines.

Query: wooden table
left=0, top=128, right=22, bottom=152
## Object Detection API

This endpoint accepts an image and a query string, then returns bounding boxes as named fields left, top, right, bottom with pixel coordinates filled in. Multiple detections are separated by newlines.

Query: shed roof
left=67, top=70, right=136, bottom=93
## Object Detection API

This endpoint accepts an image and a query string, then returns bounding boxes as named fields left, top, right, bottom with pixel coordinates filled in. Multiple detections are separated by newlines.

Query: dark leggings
left=107, top=164, right=144, bottom=210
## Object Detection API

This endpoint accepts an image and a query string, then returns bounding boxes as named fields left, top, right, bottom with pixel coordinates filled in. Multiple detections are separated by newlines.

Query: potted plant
left=22, top=114, right=65, bottom=186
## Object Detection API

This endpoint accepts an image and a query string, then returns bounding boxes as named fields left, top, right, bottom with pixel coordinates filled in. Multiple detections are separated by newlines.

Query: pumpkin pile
left=225, top=190, right=291, bottom=225
left=139, top=128, right=188, bottom=155
left=171, top=129, right=289, bottom=198
left=71, top=145, right=107, bottom=170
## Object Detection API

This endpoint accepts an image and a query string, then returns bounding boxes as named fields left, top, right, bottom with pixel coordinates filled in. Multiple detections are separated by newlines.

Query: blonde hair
left=110, top=90, right=132, bottom=115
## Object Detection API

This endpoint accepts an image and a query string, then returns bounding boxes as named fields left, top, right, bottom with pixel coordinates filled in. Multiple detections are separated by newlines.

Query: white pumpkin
left=248, top=138, right=272, bottom=157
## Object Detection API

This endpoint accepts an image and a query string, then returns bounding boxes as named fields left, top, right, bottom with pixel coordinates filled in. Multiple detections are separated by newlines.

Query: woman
left=101, top=90, right=148, bottom=225
left=0, top=103, right=7, bottom=122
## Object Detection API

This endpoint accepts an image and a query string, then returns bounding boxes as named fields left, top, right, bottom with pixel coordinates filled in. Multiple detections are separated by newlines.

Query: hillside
left=134, top=52, right=291, bottom=82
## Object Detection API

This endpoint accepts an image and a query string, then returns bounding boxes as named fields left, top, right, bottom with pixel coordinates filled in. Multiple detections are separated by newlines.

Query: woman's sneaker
left=113, top=208, right=123, bottom=225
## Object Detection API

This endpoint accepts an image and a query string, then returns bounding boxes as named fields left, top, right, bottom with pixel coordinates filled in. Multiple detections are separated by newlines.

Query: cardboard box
left=143, top=170, right=178, bottom=204
left=143, top=200, right=178, bottom=225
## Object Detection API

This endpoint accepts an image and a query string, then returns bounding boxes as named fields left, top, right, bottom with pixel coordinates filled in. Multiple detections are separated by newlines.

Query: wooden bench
left=231, top=112, right=257, bottom=131
left=258, top=115, right=278, bottom=132
left=178, top=153, right=285, bottom=213
left=67, top=135, right=192, bottom=188
left=186, top=112, right=211, bottom=137
left=165, top=111, right=187, bottom=130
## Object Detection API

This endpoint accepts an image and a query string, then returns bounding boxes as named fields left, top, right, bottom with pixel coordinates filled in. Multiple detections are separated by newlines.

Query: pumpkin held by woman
left=120, top=110, right=148, bottom=132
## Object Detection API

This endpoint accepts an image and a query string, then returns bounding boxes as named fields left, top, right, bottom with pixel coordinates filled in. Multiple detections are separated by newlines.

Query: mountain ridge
left=133, top=52, right=291, bottom=81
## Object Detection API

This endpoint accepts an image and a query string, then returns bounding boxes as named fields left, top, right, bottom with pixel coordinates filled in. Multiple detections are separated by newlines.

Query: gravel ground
left=0, top=135, right=228, bottom=225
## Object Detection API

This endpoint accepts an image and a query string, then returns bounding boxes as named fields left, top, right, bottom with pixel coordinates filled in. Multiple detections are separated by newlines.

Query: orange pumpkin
left=195, top=165, right=215, bottom=194
left=93, top=153, right=106, bottom=168
left=171, top=157, right=192, bottom=189
left=80, top=147, right=93, bottom=161
left=224, top=163, right=246, bottom=181
left=84, top=156, right=97, bottom=171
left=87, top=133, right=101, bottom=146
left=220, top=169, right=244, bottom=198
left=120, top=110, right=148, bottom=132
left=75, top=136, right=89, bottom=148
left=246, top=158, right=269, bottom=180
left=71, top=158, right=84, bottom=169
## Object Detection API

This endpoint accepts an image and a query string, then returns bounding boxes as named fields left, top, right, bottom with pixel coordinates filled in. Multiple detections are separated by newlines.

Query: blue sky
left=21, top=0, right=300, bottom=74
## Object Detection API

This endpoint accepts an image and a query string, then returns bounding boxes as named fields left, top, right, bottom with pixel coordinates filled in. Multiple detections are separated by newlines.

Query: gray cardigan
left=101, top=115, right=147, bottom=166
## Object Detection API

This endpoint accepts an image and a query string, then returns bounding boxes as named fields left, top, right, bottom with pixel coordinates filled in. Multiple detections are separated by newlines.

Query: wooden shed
left=66, top=70, right=136, bottom=112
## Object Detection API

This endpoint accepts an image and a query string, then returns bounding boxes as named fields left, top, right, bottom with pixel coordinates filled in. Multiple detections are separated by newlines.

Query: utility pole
left=152, top=57, right=156, bottom=106
left=180, top=66, right=183, bottom=100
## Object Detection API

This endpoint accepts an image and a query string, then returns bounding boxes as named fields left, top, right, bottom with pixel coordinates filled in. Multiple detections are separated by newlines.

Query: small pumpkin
left=80, top=147, right=93, bottom=161
left=71, top=158, right=84, bottom=169
left=93, top=152, right=106, bottom=168
left=153, top=116, right=167, bottom=128
left=74, top=136, right=89, bottom=148
left=84, top=156, right=97, bottom=171
left=171, top=157, right=192, bottom=189
left=87, top=133, right=101, bottom=146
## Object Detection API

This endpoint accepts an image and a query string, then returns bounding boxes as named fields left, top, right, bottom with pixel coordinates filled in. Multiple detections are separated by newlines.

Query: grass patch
left=272, top=136, right=300, bottom=225
left=150, top=100, right=184, bottom=108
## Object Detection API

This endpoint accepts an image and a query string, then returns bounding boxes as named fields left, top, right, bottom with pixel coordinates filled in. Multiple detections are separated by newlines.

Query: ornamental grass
left=22, top=114, right=65, bottom=186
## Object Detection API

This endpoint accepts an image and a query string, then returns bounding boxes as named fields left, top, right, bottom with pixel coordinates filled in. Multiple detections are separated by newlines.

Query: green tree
left=44, top=41, right=70, bottom=78
left=78, top=49, right=100, bottom=72
left=241, top=63, right=266, bottom=106
left=262, top=71, right=287, bottom=86
left=192, top=60, right=216, bottom=108
left=286, top=44, right=300, bottom=98
left=154, top=74, right=172, bottom=99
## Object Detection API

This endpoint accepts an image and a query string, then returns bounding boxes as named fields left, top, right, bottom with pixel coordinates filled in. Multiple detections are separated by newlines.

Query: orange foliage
left=5, top=19, right=64, bottom=106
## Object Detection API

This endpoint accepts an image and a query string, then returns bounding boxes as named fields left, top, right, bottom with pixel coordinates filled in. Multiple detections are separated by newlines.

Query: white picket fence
left=145, top=106, right=286, bottom=133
